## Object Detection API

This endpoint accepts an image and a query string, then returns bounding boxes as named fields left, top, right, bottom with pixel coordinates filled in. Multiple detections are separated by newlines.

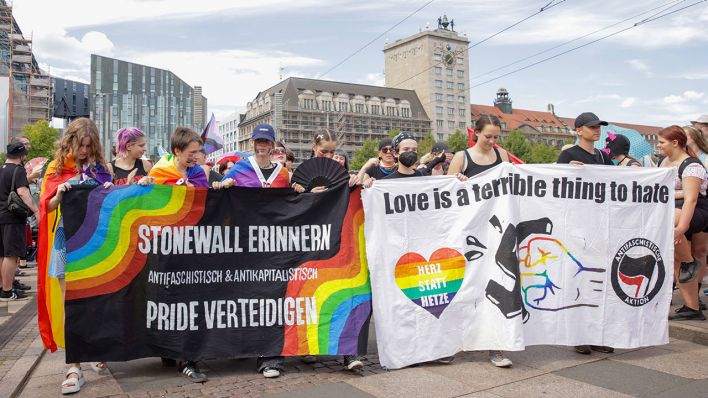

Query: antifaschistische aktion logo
left=611, top=238, right=665, bottom=307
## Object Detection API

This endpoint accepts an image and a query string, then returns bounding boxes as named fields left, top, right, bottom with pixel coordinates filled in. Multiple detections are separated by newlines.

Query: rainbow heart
left=394, top=248, right=466, bottom=318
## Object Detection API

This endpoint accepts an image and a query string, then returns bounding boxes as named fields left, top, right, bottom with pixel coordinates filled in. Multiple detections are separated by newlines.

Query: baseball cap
left=252, top=124, right=275, bottom=142
left=605, top=134, right=630, bottom=158
left=575, top=112, right=608, bottom=129
left=392, top=132, right=416, bottom=150
left=691, top=115, right=708, bottom=124
left=379, top=138, right=393, bottom=150
left=6, top=142, right=28, bottom=158
left=432, top=141, right=450, bottom=153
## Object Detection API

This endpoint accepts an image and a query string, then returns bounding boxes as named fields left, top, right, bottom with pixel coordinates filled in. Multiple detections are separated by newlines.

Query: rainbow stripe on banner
left=65, top=185, right=206, bottom=299
left=282, top=192, right=371, bottom=355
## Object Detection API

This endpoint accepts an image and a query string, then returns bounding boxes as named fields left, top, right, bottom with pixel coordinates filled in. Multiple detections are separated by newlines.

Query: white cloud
left=620, top=97, right=636, bottom=108
left=673, top=72, right=708, bottom=80
left=32, top=29, right=115, bottom=70
left=625, top=59, right=652, bottom=77
left=130, top=49, right=325, bottom=120
left=360, top=72, right=385, bottom=86
left=663, top=90, right=705, bottom=104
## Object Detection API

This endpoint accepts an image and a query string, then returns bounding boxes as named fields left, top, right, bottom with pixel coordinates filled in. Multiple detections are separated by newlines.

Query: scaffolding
left=0, top=1, right=52, bottom=138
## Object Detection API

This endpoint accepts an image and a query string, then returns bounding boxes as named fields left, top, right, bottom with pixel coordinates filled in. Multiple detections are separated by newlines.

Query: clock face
left=443, top=52, right=455, bottom=67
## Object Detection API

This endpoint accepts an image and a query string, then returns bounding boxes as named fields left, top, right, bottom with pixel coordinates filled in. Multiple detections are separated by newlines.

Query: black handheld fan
left=291, top=157, right=349, bottom=191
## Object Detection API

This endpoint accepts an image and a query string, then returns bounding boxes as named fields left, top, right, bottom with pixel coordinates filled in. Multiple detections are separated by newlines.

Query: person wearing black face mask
left=383, top=132, right=425, bottom=179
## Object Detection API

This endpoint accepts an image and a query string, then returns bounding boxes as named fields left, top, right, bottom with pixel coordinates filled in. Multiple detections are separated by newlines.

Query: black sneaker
left=178, top=361, right=207, bottom=383
left=13, top=280, right=30, bottom=291
left=679, top=260, right=699, bottom=283
left=13, top=288, right=27, bottom=299
left=574, top=345, right=591, bottom=355
left=0, top=290, right=27, bottom=301
left=700, top=299, right=707, bottom=311
left=669, top=308, right=706, bottom=321
left=674, top=305, right=692, bottom=314
left=343, top=355, right=364, bottom=370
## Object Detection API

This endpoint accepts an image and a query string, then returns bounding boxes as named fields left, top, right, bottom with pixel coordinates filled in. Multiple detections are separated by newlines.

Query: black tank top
left=463, top=147, right=502, bottom=178
left=111, top=159, right=148, bottom=185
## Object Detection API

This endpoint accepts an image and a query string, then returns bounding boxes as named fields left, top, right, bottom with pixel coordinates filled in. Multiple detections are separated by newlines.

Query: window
left=436, top=120, right=444, bottom=128
left=303, top=99, right=314, bottom=109
left=433, top=53, right=442, bottom=62
left=456, top=57, right=463, bottom=65
left=355, top=103, right=364, bottom=113
left=459, top=109, right=465, bottom=117
left=401, top=108, right=410, bottom=117
left=434, top=66, right=442, bottom=74
left=446, top=68, right=453, bottom=76
left=447, top=94, right=454, bottom=101
left=457, top=70, right=464, bottom=78
left=434, top=80, right=442, bottom=88
left=447, top=107, right=454, bottom=115
left=435, top=106, right=443, bottom=114
left=435, top=93, right=443, bottom=101
left=448, top=120, right=455, bottom=128
left=371, top=104, right=380, bottom=115
left=386, top=106, right=396, bottom=116
left=458, top=96, right=465, bottom=103
left=457, top=83, right=464, bottom=90
left=446, top=81, right=453, bottom=89
left=459, top=122, right=466, bottom=129
left=322, top=100, right=332, bottom=111
left=339, top=102, right=348, bottom=112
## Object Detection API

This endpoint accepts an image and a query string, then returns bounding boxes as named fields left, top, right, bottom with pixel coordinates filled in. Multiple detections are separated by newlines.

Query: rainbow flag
left=37, top=156, right=111, bottom=351
left=222, top=157, right=289, bottom=188
left=201, top=113, right=223, bottom=155
left=149, top=155, right=208, bottom=187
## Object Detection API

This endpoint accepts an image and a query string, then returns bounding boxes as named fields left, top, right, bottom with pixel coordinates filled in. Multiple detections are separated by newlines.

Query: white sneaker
left=488, top=350, right=512, bottom=367
left=262, top=367, right=281, bottom=378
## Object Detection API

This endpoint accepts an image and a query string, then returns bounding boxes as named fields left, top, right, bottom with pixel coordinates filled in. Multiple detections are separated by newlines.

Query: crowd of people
left=1, top=112, right=707, bottom=394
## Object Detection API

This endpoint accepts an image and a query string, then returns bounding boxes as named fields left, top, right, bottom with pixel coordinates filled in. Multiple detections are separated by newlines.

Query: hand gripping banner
left=362, top=164, right=674, bottom=369
left=55, top=184, right=371, bottom=362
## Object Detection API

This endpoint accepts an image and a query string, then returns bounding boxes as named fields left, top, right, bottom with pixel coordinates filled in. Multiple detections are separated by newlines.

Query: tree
left=387, top=129, right=400, bottom=139
left=22, top=120, right=60, bottom=160
left=447, top=130, right=468, bottom=153
left=350, top=138, right=379, bottom=171
left=526, top=142, right=560, bottom=164
left=503, top=129, right=532, bottom=161
left=0, top=153, right=5, bottom=164
left=418, top=132, right=436, bottom=155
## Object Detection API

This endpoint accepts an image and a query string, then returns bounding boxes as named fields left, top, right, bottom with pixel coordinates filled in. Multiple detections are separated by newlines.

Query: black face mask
left=398, top=151, right=418, bottom=168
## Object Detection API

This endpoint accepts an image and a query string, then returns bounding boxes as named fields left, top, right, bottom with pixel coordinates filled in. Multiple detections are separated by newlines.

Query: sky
left=12, top=0, right=708, bottom=127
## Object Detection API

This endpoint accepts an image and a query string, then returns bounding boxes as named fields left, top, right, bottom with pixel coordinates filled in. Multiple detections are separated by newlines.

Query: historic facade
left=237, top=77, right=431, bottom=165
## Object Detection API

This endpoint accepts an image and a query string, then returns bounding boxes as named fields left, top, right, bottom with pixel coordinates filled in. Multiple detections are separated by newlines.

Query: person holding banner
left=658, top=126, right=708, bottom=321
left=557, top=112, right=613, bottom=166
left=357, top=138, right=398, bottom=184
left=447, top=115, right=510, bottom=179
left=381, top=132, right=424, bottom=180
left=38, top=118, right=113, bottom=394
left=604, top=134, right=641, bottom=167
left=217, top=124, right=291, bottom=190
left=194, top=148, right=223, bottom=186
left=137, top=127, right=209, bottom=383
left=109, top=127, right=152, bottom=185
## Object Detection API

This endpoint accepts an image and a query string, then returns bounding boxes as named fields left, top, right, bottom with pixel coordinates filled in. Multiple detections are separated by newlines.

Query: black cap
left=605, top=134, right=630, bottom=158
left=574, top=112, right=608, bottom=129
left=432, top=141, right=450, bottom=153
left=392, top=132, right=416, bottom=150
left=6, top=142, right=27, bottom=158
left=379, top=138, right=393, bottom=150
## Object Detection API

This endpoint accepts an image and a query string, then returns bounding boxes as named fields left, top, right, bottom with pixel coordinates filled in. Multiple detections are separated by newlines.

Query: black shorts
left=0, top=223, right=27, bottom=257
left=677, top=198, right=708, bottom=238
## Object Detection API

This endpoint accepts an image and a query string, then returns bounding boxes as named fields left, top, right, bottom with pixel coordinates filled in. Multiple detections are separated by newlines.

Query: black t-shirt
left=261, top=166, right=275, bottom=181
left=111, top=159, right=148, bottom=185
left=557, top=145, right=613, bottom=165
left=383, top=169, right=425, bottom=179
left=0, top=163, right=30, bottom=224
left=366, top=164, right=397, bottom=179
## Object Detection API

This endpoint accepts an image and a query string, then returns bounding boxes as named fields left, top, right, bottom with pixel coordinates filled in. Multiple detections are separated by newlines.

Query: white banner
left=362, top=163, right=674, bottom=369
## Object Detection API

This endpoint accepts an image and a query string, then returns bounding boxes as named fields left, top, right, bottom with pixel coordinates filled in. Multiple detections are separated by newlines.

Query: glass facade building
left=90, top=54, right=195, bottom=159
left=52, top=77, right=89, bottom=120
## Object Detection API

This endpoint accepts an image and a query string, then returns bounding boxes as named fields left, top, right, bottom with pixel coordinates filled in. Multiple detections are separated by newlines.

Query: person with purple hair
left=109, top=127, right=152, bottom=185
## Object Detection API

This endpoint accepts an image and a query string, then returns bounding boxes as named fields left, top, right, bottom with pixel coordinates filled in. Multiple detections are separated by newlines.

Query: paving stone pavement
left=7, top=273, right=708, bottom=398
left=14, top=340, right=708, bottom=398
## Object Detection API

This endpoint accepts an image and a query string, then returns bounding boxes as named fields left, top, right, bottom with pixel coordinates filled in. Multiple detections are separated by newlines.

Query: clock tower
left=384, top=14, right=470, bottom=140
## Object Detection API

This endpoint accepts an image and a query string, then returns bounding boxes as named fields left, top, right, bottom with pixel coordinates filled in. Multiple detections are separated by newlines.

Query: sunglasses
left=272, top=148, right=286, bottom=155
left=380, top=147, right=393, bottom=154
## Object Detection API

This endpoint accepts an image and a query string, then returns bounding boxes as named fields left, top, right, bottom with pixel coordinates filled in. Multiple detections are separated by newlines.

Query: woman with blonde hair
left=685, top=125, right=708, bottom=168
left=37, top=118, right=113, bottom=394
